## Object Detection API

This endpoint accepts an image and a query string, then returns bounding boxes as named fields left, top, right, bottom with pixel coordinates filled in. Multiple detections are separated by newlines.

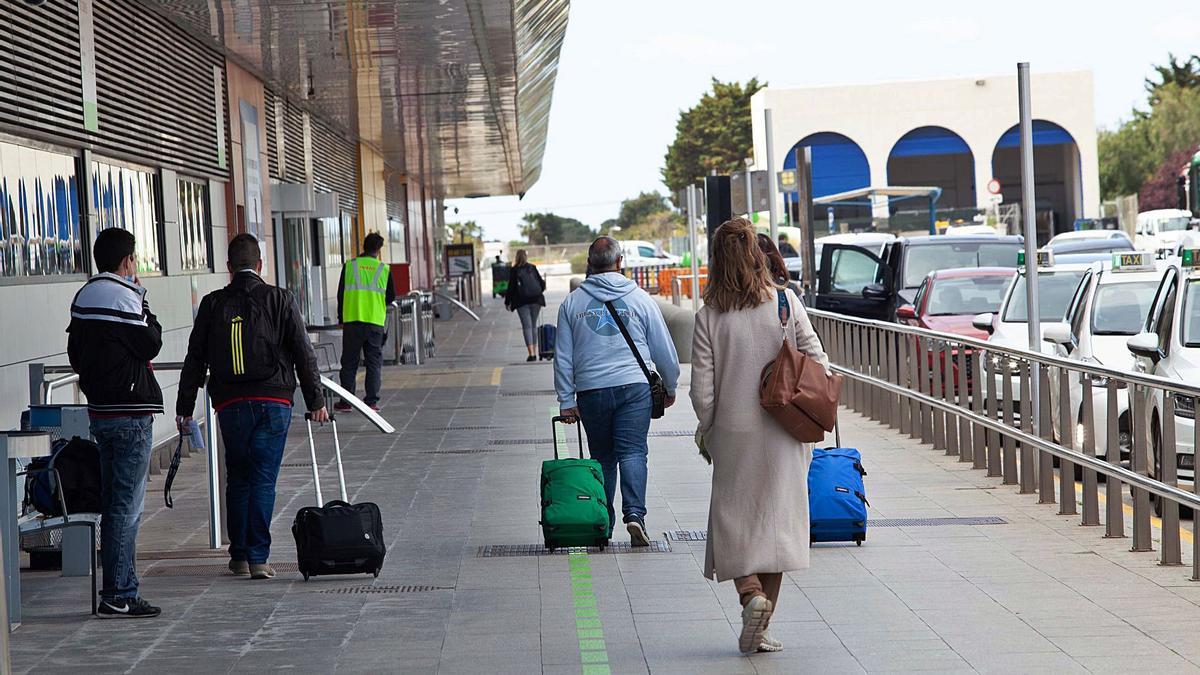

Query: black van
left=815, top=234, right=1024, bottom=321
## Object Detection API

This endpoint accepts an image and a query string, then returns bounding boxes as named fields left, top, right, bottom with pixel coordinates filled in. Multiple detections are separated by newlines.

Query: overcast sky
left=446, top=0, right=1200, bottom=242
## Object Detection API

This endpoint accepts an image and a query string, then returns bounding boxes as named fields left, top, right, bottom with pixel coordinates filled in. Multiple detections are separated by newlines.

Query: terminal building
left=750, top=71, right=1099, bottom=236
left=0, top=0, right=568, bottom=445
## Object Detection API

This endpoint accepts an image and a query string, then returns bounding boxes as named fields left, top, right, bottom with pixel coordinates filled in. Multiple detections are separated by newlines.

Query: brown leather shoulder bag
left=759, top=290, right=842, bottom=442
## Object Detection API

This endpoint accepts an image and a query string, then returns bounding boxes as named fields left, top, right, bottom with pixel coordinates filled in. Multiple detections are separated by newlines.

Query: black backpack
left=513, top=265, right=543, bottom=303
left=25, top=437, right=102, bottom=517
left=207, top=285, right=280, bottom=383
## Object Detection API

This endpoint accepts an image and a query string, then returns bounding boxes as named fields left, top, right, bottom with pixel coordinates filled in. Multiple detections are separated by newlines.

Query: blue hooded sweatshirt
left=554, top=272, right=680, bottom=408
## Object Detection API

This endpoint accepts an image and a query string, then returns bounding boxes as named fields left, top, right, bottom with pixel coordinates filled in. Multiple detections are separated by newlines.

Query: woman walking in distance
left=504, top=249, right=547, bottom=362
left=691, top=217, right=830, bottom=653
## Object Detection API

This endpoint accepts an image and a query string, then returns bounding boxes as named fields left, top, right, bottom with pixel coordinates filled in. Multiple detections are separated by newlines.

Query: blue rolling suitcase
left=538, top=324, right=556, bottom=361
left=809, top=429, right=869, bottom=545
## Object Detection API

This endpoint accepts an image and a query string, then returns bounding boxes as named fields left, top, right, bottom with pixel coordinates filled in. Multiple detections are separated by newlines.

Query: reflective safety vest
left=342, top=256, right=389, bottom=326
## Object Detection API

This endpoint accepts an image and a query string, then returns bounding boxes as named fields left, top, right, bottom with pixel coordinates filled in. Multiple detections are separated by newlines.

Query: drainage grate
left=476, top=541, right=673, bottom=557
left=280, top=462, right=311, bottom=469
left=665, top=530, right=708, bottom=542
left=663, top=517, right=1007, bottom=541
left=487, top=438, right=552, bottom=446
left=424, top=448, right=501, bottom=455
left=145, top=562, right=300, bottom=577
left=648, top=430, right=694, bottom=438
left=318, top=585, right=451, bottom=594
left=427, top=425, right=497, bottom=431
left=869, top=516, right=1008, bottom=528
left=501, top=390, right=557, bottom=397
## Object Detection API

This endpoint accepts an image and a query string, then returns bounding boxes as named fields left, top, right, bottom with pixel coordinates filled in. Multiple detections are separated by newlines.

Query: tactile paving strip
left=500, top=390, right=557, bottom=397
left=476, top=541, right=673, bottom=557
left=647, top=430, right=694, bottom=438
left=427, top=425, right=497, bottom=431
left=318, top=585, right=452, bottom=594
left=487, top=438, right=552, bottom=446
left=663, top=517, right=1008, bottom=541
left=424, top=448, right=502, bottom=455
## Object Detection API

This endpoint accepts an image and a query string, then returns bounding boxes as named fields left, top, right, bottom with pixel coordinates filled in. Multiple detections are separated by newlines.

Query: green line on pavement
left=569, top=551, right=610, bottom=675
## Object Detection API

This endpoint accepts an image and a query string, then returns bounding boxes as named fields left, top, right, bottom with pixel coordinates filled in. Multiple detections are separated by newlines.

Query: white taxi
left=1128, top=253, right=1200, bottom=493
left=1044, top=251, right=1164, bottom=459
left=973, top=250, right=1092, bottom=404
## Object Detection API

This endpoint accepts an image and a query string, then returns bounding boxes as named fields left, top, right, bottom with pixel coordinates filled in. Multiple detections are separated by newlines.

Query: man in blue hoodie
left=555, top=237, right=680, bottom=546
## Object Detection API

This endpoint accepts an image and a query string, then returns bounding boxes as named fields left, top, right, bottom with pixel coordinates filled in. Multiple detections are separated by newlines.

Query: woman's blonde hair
left=515, top=249, right=528, bottom=266
left=702, top=217, right=777, bottom=313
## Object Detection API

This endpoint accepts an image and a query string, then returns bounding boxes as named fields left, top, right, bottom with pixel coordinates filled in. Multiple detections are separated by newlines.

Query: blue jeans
left=577, top=383, right=652, bottom=530
left=218, top=401, right=292, bottom=564
left=90, top=415, right=154, bottom=601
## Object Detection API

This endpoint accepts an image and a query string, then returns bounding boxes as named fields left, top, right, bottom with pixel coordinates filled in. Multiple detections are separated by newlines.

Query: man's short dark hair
left=228, top=233, right=261, bottom=271
left=777, top=233, right=787, bottom=241
left=363, top=233, right=384, bottom=254
left=93, top=227, right=135, bottom=273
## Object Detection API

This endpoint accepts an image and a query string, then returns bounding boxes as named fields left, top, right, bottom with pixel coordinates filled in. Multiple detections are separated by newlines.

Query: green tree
left=446, top=220, right=483, bottom=243
left=616, top=191, right=670, bottom=230
left=519, top=212, right=595, bottom=244
left=1099, top=117, right=1155, bottom=200
left=1146, top=53, right=1200, bottom=104
left=1146, top=83, right=1200, bottom=161
left=662, top=77, right=765, bottom=203
left=1139, top=148, right=1196, bottom=210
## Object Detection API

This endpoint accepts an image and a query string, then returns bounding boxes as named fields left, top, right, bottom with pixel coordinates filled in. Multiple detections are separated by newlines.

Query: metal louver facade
left=0, top=0, right=228, bottom=179
left=311, top=116, right=358, bottom=213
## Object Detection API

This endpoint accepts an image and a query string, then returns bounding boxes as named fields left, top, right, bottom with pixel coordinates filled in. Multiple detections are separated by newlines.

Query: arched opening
left=991, top=120, right=1083, bottom=245
left=887, top=126, right=975, bottom=228
left=784, top=132, right=871, bottom=230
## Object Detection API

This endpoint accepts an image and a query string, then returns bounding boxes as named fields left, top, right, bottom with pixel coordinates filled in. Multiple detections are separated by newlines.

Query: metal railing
left=808, top=308, right=1200, bottom=576
left=670, top=273, right=708, bottom=307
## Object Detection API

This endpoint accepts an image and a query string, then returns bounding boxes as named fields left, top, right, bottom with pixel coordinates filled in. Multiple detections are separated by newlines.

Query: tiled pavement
left=12, top=278, right=1200, bottom=673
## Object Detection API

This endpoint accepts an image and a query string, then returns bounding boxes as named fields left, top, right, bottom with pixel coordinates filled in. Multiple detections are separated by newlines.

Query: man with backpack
left=67, top=228, right=164, bottom=618
left=335, top=232, right=396, bottom=412
left=177, top=234, right=328, bottom=580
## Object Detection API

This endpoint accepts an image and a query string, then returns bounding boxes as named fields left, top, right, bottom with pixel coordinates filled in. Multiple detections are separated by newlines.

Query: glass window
left=1162, top=216, right=1190, bottom=232
left=829, top=248, right=880, bottom=295
left=903, top=242, right=1021, bottom=289
left=91, top=159, right=162, bottom=274
left=388, top=217, right=406, bottom=263
left=926, top=275, right=1012, bottom=316
left=320, top=216, right=343, bottom=267
left=1090, top=281, right=1159, bottom=336
left=637, top=245, right=656, bottom=258
left=1003, top=271, right=1087, bottom=323
left=1182, top=281, right=1200, bottom=347
left=0, top=141, right=83, bottom=278
left=177, top=178, right=211, bottom=272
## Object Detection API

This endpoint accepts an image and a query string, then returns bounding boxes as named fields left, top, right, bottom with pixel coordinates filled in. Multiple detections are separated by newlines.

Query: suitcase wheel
left=302, top=572, right=310, bottom=581
left=855, top=540, right=862, bottom=547
left=373, top=569, right=380, bottom=578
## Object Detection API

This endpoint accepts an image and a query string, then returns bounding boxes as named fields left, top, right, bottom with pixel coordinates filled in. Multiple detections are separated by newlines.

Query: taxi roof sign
left=1112, top=250, right=1154, bottom=271
left=1018, top=249, right=1054, bottom=267
left=1184, top=249, right=1200, bottom=268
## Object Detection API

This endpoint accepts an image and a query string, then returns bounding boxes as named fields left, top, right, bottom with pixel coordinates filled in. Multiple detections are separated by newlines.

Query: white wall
left=750, top=71, right=1099, bottom=221
left=0, top=178, right=232, bottom=449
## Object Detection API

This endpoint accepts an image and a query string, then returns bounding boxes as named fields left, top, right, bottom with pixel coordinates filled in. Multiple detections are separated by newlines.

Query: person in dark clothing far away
left=177, top=234, right=328, bottom=580
left=777, top=234, right=799, bottom=258
left=758, top=233, right=802, bottom=297
left=67, top=227, right=164, bottom=618
left=336, top=233, right=396, bottom=412
left=504, top=248, right=547, bottom=361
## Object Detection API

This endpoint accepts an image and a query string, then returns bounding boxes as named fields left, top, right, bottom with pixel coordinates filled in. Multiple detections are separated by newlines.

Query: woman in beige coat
left=690, top=217, right=830, bottom=654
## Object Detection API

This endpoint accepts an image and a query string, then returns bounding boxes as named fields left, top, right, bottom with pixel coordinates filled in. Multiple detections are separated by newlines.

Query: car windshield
left=1185, top=281, right=1200, bottom=347
left=1162, top=217, right=1190, bottom=232
left=1003, top=270, right=1087, bottom=323
left=1090, top=281, right=1159, bottom=335
left=903, top=242, right=1020, bottom=288
left=926, top=276, right=1012, bottom=316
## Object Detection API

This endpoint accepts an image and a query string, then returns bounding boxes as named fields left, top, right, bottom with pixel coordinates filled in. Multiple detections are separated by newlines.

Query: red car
left=896, top=267, right=1015, bottom=393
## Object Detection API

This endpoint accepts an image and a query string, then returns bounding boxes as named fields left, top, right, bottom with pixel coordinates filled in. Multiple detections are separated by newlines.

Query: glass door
left=280, top=214, right=314, bottom=324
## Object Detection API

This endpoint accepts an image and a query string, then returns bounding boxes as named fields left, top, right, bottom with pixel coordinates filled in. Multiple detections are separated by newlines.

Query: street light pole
left=686, top=184, right=701, bottom=313
left=1018, top=62, right=1042, bottom=434
left=764, top=109, right=779, bottom=241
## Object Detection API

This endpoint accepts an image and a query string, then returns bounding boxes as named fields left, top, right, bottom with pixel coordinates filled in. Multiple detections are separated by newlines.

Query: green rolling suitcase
left=540, top=415, right=611, bottom=550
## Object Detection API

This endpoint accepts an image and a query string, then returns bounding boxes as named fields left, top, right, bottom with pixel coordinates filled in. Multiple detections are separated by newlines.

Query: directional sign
left=730, top=170, right=771, bottom=215
left=777, top=169, right=797, bottom=193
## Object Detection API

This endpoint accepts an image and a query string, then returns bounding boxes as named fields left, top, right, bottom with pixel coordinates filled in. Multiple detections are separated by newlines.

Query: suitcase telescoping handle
left=551, top=415, right=585, bottom=460
left=304, top=413, right=349, bottom=506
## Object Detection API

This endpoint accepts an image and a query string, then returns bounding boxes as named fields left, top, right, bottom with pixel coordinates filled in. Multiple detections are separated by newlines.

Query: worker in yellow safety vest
left=336, top=232, right=396, bottom=412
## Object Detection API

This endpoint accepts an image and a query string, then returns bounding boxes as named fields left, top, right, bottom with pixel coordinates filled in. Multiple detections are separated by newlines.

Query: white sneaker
left=739, top=595, right=774, bottom=654
left=758, top=631, right=783, bottom=652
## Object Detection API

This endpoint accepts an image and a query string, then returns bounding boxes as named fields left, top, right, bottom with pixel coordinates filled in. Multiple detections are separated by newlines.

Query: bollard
left=1161, top=393, right=1181, bottom=565
left=1057, top=365, right=1076, bottom=515
left=1080, top=376, right=1101, bottom=526
left=1104, top=380, right=1126, bottom=538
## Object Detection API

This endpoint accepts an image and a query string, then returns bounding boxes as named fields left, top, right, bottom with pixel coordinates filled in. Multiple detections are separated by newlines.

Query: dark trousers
left=340, top=322, right=385, bottom=405
left=217, top=401, right=291, bottom=564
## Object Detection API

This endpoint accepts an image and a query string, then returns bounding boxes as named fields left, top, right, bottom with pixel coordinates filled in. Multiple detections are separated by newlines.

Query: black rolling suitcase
left=292, top=414, right=386, bottom=580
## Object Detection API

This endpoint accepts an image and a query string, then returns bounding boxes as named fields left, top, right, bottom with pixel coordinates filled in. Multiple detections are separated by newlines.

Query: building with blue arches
left=751, top=71, right=1098, bottom=237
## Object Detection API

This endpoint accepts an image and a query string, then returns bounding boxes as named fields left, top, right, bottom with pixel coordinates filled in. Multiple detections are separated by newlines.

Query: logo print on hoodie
left=578, top=298, right=631, bottom=337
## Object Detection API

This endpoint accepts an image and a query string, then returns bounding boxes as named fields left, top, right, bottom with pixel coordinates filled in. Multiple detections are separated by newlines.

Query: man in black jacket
left=177, top=234, right=328, bottom=580
left=67, top=228, right=163, bottom=618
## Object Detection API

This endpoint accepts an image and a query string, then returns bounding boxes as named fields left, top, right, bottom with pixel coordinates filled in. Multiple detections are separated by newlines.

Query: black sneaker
left=625, top=515, right=651, bottom=547
left=98, top=597, right=161, bottom=619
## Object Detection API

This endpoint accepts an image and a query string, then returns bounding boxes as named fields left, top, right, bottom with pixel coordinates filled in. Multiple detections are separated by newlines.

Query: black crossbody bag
left=603, top=301, right=667, bottom=419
